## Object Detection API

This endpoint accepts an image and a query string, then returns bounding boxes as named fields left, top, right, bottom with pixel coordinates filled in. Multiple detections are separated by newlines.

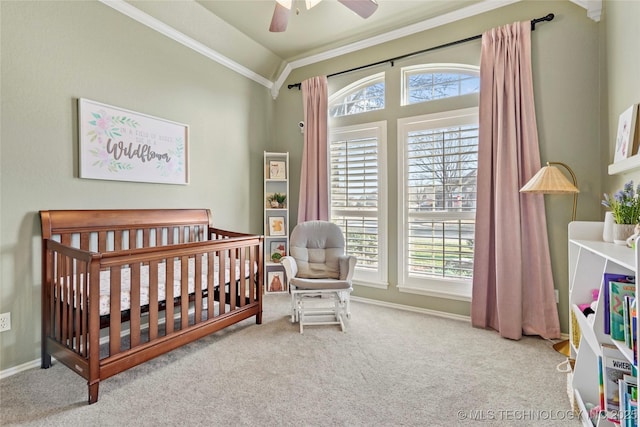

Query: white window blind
left=330, top=122, right=387, bottom=286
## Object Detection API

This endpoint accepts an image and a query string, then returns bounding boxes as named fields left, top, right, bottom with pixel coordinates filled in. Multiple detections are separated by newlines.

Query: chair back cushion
left=289, top=221, right=344, bottom=279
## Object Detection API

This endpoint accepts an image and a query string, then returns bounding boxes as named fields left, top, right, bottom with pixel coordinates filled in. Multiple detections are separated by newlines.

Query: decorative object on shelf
left=613, top=103, right=639, bottom=163
left=520, top=161, right=579, bottom=221
left=613, top=223, right=637, bottom=245
left=603, top=211, right=615, bottom=242
left=602, top=180, right=640, bottom=244
left=269, top=161, right=286, bottom=179
left=267, top=271, right=285, bottom=293
left=266, top=192, right=287, bottom=208
left=269, top=216, right=286, bottom=236
left=270, top=241, right=286, bottom=263
left=624, top=223, right=640, bottom=248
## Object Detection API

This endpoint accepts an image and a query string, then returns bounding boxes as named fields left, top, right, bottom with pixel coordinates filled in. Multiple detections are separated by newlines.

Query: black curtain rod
left=287, top=13, right=554, bottom=90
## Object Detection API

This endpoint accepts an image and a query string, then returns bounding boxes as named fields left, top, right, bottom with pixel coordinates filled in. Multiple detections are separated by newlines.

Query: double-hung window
left=329, top=122, right=388, bottom=287
left=397, top=107, right=478, bottom=300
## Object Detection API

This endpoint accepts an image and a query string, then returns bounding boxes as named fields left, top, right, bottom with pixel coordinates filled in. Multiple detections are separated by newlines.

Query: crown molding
left=569, top=0, right=602, bottom=22
left=272, top=0, right=521, bottom=96
left=99, top=0, right=273, bottom=89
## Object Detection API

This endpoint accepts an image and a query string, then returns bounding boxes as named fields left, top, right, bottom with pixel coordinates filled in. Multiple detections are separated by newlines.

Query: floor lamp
left=520, top=161, right=579, bottom=357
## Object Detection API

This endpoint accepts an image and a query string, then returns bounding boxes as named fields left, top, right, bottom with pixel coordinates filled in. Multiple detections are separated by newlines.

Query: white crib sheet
left=93, top=256, right=251, bottom=316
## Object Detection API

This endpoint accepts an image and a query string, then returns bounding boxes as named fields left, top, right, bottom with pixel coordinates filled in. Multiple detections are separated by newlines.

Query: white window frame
left=397, top=107, right=478, bottom=301
left=329, top=121, right=388, bottom=288
left=401, top=64, right=480, bottom=106
left=329, top=72, right=385, bottom=117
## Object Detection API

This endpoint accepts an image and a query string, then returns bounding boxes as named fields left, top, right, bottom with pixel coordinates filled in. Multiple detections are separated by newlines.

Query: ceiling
left=111, top=0, right=599, bottom=96
left=196, top=0, right=487, bottom=62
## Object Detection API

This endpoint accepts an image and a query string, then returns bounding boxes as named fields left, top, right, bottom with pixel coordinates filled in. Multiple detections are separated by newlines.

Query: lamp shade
left=520, top=164, right=579, bottom=194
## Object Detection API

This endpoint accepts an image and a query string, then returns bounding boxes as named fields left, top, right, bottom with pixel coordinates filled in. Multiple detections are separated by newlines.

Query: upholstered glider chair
left=280, top=221, right=357, bottom=333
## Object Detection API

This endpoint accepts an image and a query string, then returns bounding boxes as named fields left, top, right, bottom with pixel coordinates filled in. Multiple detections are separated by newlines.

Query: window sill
left=353, top=279, right=388, bottom=290
left=397, top=283, right=472, bottom=302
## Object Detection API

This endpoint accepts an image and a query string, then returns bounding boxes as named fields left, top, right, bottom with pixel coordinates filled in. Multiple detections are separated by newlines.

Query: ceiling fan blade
left=338, top=0, right=379, bottom=19
left=269, top=2, right=291, bottom=32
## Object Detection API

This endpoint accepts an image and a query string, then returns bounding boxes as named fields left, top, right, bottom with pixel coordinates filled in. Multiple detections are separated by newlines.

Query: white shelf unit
left=568, top=221, right=638, bottom=427
left=264, top=151, right=289, bottom=293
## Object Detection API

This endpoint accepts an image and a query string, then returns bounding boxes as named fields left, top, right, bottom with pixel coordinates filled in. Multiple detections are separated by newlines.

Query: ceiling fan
left=269, top=0, right=379, bottom=32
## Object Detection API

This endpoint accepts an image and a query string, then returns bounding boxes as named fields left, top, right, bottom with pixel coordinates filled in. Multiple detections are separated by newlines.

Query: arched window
left=329, top=72, right=385, bottom=117
left=402, top=64, right=479, bottom=106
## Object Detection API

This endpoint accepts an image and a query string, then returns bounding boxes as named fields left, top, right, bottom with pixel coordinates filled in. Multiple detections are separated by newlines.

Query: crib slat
left=180, top=256, right=189, bottom=329
left=61, top=255, right=70, bottom=345
left=129, top=229, right=137, bottom=250
left=194, top=253, right=202, bottom=323
left=148, top=260, right=159, bottom=340
left=143, top=229, right=150, bottom=248
left=207, top=251, right=214, bottom=319
left=248, top=246, right=256, bottom=304
left=114, top=230, right=123, bottom=252
left=53, top=252, right=60, bottom=341
left=229, top=249, right=237, bottom=311
left=98, top=231, right=107, bottom=253
left=73, top=259, right=81, bottom=353
left=165, top=259, right=174, bottom=334
left=130, top=263, right=141, bottom=348
left=80, top=260, right=88, bottom=357
left=238, top=247, right=246, bottom=307
left=80, top=233, right=90, bottom=251
left=109, top=266, right=122, bottom=356
left=218, top=250, right=226, bottom=315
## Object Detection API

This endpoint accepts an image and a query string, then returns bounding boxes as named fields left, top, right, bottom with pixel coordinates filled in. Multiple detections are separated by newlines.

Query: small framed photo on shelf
left=614, top=104, right=639, bottom=163
left=266, top=271, right=286, bottom=293
left=269, top=216, right=286, bottom=236
left=270, top=241, right=287, bottom=263
left=269, top=161, right=286, bottom=179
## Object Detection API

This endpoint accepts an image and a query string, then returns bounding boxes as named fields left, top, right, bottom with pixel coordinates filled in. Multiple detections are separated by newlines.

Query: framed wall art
left=614, top=104, right=639, bottom=163
left=78, top=98, right=189, bottom=184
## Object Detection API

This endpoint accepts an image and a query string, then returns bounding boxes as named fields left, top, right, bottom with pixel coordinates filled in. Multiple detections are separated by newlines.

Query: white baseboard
left=0, top=358, right=42, bottom=380
left=351, top=295, right=471, bottom=322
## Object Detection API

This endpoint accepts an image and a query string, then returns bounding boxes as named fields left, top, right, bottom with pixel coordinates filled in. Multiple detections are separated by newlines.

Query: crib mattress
left=58, top=256, right=252, bottom=316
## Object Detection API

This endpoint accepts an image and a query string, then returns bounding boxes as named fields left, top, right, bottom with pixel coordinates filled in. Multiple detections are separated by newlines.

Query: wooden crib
left=40, top=209, right=263, bottom=404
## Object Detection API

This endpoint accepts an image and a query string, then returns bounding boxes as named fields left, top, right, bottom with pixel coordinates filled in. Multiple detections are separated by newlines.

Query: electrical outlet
left=0, top=312, right=11, bottom=332
left=555, top=289, right=559, bottom=303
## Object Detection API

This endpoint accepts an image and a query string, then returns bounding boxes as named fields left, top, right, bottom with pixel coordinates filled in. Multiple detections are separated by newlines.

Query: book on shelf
left=601, top=344, right=634, bottom=423
left=603, top=273, right=635, bottom=335
left=619, top=374, right=637, bottom=427
left=623, top=296, right=637, bottom=350
left=610, top=280, right=637, bottom=342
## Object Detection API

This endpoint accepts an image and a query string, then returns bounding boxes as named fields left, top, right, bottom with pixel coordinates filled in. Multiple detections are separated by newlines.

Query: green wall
left=0, top=1, right=272, bottom=370
left=274, top=0, right=603, bottom=334
left=603, top=0, right=640, bottom=190
left=2, top=0, right=637, bottom=374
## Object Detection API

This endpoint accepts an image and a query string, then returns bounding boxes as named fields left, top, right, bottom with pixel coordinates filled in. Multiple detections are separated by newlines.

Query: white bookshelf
left=568, top=221, right=638, bottom=426
left=263, top=151, right=289, bottom=293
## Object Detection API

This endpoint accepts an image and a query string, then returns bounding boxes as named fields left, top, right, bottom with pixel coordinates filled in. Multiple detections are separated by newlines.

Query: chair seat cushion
left=290, top=277, right=351, bottom=290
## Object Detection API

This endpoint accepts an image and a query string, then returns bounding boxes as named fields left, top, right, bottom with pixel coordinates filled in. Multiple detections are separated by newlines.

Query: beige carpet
left=0, top=293, right=578, bottom=426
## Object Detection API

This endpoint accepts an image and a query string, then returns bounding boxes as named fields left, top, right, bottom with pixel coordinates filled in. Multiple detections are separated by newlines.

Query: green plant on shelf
left=267, top=193, right=287, bottom=208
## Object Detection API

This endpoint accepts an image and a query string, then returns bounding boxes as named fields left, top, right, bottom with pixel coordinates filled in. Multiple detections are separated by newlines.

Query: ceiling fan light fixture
left=275, top=0, right=293, bottom=9
left=305, top=0, right=322, bottom=9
